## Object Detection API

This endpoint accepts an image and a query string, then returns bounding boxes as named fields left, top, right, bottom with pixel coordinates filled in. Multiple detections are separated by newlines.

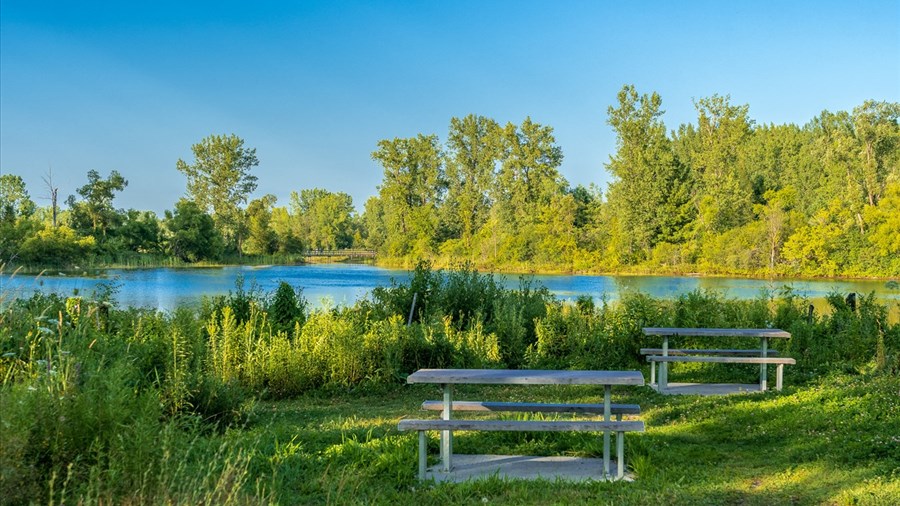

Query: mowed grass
left=221, top=372, right=899, bottom=505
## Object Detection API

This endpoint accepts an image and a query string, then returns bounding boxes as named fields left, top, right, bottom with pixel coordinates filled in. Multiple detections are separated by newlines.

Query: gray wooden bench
left=642, top=328, right=792, bottom=393
left=646, top=355, right=796, bottom=391
left=639, top=348, right=780, bottom=385
left=398, top=418, right=645, bottom=480
left=404, top=369, right=645, bottom=480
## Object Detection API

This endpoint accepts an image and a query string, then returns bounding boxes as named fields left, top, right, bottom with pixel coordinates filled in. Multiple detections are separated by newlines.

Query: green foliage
left=0, top=174, right=36, bottom=222
left=65, top=169, right=128, bottom=239
left=371, top=134, right=446, bottom=257
left=176, top=134, right=260, bottom=252
left=289, top=188, right=358, bottom=250
left=242, top=195, right=278, bottom=256
left=18, top=224, right=96, bottom=266
left=267, top=281, right=307, bottom=335
left=164, top=199, right=223, bottom=262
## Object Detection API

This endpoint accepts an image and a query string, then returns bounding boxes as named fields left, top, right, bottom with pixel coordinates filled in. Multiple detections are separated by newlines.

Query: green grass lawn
left=218, top=372, right=899, bottom=505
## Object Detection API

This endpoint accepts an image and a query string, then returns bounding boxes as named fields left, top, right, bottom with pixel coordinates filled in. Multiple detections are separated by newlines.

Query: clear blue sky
left=2, top=0, right=898, bottom=214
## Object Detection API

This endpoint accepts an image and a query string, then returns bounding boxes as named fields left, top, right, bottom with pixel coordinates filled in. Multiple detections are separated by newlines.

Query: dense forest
left=2, top=86, right=898, bottom=277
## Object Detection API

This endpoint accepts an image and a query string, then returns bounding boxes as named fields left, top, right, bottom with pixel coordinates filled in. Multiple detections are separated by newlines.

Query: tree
left=605, top=86, right=691, bottom=260
left=0, top=174, right=36, bottom=222
left=371, top=134, right=445, bottom=257
left=164, top=199, right=222, bottom=262
left=864, top=181, right=900, bottom=257
left=115, top=209, right=162, bottom=253
left=486, top=117, right=568, bottom=263
left=755, top=186, right=799, bottom=272
left=0, top=174, right=38, bottom=261
left=289, top=189, right=356, bottom=251
left=683, top=95, right=754, bottom=234
left=176, top=134, right=259, bottom=252
left=444, top=115, right=501, bottom=247
left=270, top=206, right=303, bottom=253
left=66, top=169, right=128, bottom=238
left=242, top=195, right=277, bottom=256
left=852, top=101, right=900, bottom=207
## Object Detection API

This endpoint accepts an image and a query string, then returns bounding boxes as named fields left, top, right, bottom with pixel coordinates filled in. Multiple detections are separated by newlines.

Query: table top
left=642, top=327, right=791, bottom=339
left=406, top=369, right=645, bottom=386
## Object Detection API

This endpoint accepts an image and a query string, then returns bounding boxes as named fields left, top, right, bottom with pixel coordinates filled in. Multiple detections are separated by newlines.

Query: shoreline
left=6, top=258, right=898, bottom=284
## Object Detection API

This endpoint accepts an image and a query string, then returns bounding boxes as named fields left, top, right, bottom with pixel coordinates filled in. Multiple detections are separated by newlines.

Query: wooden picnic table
left=642, top=328, right=791, bottom=391
left=405, top=368, right=644, bottom=479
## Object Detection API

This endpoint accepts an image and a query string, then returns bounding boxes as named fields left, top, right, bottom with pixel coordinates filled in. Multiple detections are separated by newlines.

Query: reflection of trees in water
left=612, top=275, right=702, bottom=299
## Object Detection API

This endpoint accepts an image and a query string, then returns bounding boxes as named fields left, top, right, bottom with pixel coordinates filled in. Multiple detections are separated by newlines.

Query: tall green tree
left=606, top=85, right=690, bottom=260
left=371, top=134, right=445, bottom=257
left=0, top=174, right=36, bottom=222
left=66, top=169, right=128, bottom=238
left=487, top=118, right=568, bottom=263
left=176, top=134, right=259, bottom=252
left=270, top=206, right=303, bottom=253
left=290, top=189, right=356, bottom=250
left=444, top=115, right=501, bottom=247
left=852, top=101, right=900, bottom=207
left=0, top=173, right=38, bottom=261
left=242, top=195, right=277, bottom=256
left=682, top=95, right=755, bottom=235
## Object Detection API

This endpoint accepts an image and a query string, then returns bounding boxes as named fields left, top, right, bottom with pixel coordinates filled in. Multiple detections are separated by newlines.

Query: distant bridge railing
left=301, top=249, right=377, bottom=259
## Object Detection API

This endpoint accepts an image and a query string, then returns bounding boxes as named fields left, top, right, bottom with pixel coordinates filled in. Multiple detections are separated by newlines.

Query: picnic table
left=399, top=369, right=644, bottom=480
left=641, top=328, right=794, bottom=392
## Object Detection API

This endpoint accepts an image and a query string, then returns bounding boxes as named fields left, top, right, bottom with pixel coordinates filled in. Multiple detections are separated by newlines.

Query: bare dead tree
left=41, top=166, right=59, bottom=228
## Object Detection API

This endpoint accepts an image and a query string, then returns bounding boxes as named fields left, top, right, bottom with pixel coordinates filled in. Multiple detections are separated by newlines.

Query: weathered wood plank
left=642, top=328, right=791, bottom=338
left=647, top=356, right=796, bottom=364
left=421, top=401, right=641, bottom=415
left=398, top=419, right=645, bottom=433
left=639, top=348, right=780, bottom=356
left=406, top=369, right=644, bottom=386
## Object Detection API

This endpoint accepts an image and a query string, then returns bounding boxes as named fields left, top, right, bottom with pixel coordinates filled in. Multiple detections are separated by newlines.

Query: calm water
left=3, top=264, right=898, bottom=318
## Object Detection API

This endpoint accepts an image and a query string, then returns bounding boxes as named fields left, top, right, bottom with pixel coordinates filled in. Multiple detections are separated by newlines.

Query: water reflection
left=3, top=264, right=898, bottom=321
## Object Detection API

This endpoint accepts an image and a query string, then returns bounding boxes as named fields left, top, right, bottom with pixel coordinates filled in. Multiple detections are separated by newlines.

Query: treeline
left=2, top=86, right=898, bottom=276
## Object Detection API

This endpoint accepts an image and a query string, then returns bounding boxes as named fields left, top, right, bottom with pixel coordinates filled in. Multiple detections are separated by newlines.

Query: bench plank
left=398, top=419, right=645, bottom=433
left=642, top=328, right=791, bottom=338
left=421, top=400, right=641, bottom=415
left=407, top=369, right=644, bottom=386
left=639, top=348, right=779, bottom=356
left=647, top=356, right=795, bottom=364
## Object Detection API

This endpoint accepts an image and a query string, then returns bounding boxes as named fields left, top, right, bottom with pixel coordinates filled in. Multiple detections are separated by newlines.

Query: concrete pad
left=424, top=454, right=634, bottom=483
left=651, top=382, right=763, bottom=395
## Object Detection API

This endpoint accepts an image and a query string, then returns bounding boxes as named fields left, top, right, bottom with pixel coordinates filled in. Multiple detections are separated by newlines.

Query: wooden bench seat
left=398, top=418, right=645, bottom=479
left=639, top=348, right=779, bottom=356
left=646, top=355, right=796, bottom=391
left=421, top=400, right=641, bottom=416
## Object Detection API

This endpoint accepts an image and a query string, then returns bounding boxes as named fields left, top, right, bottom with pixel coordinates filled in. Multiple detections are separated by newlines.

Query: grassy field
left=198, top=372, right=899, bottom=505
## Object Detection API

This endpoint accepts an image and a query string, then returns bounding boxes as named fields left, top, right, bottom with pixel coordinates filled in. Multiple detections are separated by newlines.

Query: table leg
left=441, top=384, right=452, bottom=472
left=760, top=337, right=768, bottom=392
left=617, top=430, right=624, bottom=479
left=603, top=385, right=611, bottom=477
left=660, top=336, right=669, bottom=391
left=418, top=430, right=427, bottom=480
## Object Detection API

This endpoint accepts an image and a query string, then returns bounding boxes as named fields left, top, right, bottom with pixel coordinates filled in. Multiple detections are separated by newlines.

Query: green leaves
left=176, top=134, right=259, bottom=253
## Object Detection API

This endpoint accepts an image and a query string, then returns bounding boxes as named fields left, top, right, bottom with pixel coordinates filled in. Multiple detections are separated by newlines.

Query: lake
left=3, top=264, right=898, bottom=318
